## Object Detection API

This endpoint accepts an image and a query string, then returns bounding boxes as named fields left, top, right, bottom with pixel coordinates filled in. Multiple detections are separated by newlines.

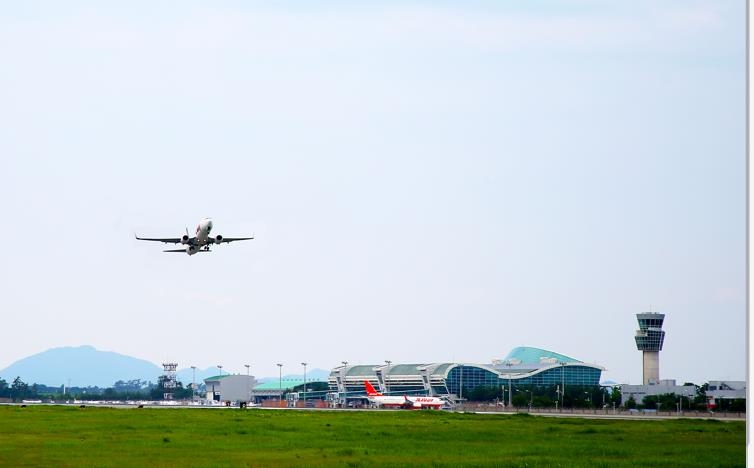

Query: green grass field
left=0, top=406, right=744, bottom=467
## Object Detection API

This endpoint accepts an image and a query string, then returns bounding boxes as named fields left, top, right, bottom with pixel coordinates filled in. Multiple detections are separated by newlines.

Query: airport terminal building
left=328, top=347, right=605, bottom=401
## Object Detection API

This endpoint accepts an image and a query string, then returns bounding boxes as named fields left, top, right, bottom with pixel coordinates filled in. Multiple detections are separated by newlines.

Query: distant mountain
left=0, top=345, right=164, bottom=388
left=0, top=346, right=333, bottom=388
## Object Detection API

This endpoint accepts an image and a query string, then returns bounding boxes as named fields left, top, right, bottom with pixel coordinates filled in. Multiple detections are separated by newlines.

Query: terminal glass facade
left=512, top=365, right=601, bottom=386
left=446, top=366, right=502, bottom=395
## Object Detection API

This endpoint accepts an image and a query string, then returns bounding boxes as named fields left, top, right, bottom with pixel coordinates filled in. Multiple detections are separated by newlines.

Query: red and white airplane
left=364, top=381, right=445, bottom=410
left=136, top=217, right=254, bottom=255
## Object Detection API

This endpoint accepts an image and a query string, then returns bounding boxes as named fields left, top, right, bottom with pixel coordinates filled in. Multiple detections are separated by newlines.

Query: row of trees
left=0, top=376, right=199, bottom=402
left=624, top=391, right=745, bottom=412
left=0, top=377, right=39, bottom=401
left=458, top=383, right=745, bottom=412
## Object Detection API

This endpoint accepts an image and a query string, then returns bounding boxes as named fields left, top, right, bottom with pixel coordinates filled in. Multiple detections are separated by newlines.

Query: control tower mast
left=634, top=313, right=665, bottom=385
left=162, top=362, right=178, bottom=400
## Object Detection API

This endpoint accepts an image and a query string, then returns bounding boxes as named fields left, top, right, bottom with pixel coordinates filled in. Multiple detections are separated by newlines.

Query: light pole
left=384, top=360, right=391, bottom=395
left=459, top=364, right=463, bottom=402
left=504, top=361, right=514, bottom=408
left=508, top=374, right=513, bottom=408
left=560, top=362, right=566, bottom=409
left=555, top=386, right=559, bottom=412
left=216, top=365, right=223, bottom=403
left=502, top=374, right=513, bottom=408
left=301, top=362, right=307, bottom=404
left=191, top=366, right=196, bottom=402
left=276, top=363, right=283, bottom=401
left=555, top=385, right=563, bottom=411
left=244, top=364, right=250, bottom=404
left=341, top=361, right=348, bottom=407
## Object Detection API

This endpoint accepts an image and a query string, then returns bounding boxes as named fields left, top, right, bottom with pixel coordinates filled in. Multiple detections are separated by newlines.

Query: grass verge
left=0, top=406, right=744, bottom=467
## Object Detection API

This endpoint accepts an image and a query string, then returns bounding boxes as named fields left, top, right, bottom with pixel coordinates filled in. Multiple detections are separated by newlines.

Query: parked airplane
left=364, top=381, right=445, bottom=409
left=135, top=217, right=254, bottom=255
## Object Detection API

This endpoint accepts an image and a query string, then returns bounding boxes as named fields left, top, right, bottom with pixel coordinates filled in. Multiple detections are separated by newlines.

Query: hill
left=0, top=346, right=332, bottom=388
left=0, top=345, right=163, bottom=388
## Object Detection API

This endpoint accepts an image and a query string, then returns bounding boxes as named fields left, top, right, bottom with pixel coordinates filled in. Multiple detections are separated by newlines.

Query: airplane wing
left=216, top=236, right=254, bottom=244
left=135, top=235, right=184, bottom=244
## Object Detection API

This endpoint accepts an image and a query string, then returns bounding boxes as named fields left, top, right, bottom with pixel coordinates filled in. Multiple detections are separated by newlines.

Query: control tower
left=162, top=362, right=178, bottom=400
left=634, top=313, right=665, bottom=384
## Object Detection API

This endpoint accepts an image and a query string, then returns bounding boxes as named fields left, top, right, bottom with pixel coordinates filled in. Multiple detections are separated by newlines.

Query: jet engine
left=214, top=234, right=223, bottom=244
left=181, top=235, right=189, bottom=244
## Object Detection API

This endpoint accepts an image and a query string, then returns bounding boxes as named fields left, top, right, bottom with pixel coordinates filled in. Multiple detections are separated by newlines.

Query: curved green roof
left=385, top=364, right=426, bottom=376
left=427, top=363, right=500, bottom=379
left=204, top=375, right=229, bottom=381
left=504, top=347, right=579, bottom=365
left=426, top=363, right=455, bottom=376
left=254, top=379, right=306, bottom=391
left=345, top=365, right=378, bottom=377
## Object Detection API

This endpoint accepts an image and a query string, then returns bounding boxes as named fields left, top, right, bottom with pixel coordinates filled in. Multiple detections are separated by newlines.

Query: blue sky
left=0, top=1, right=745, bottom=385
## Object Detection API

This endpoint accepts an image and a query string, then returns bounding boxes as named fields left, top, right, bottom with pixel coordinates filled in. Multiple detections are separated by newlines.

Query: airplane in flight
left=135, top=217, right=254, bottom=255
left=363, top=381, right=445, bottom=409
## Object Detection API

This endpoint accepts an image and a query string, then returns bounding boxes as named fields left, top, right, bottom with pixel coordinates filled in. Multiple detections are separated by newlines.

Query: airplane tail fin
left=364, top=380, right=382, bottom=396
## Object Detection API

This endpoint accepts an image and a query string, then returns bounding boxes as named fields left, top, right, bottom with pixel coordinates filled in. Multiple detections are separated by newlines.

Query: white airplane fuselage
left=367, top=394, right=444, bottom=409
left=193, top=217, right=213, bottom=246
left=181, top=217, right=214, bottom=255
left=367, top=394, right=406, bottom=408
left=364, top=381, right=444, bottom=409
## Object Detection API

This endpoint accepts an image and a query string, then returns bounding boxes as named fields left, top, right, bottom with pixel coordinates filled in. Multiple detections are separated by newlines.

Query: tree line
left=460, top=384, right=621, bottom=409
left=458, top=383, right=744, bottom=412
left=0, top=376, right=198, bottom=402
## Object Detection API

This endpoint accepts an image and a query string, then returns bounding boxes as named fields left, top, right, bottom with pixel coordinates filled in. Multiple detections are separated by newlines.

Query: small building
left=205, top=375, right=326, bottom=404
left=620, top=380, right=696, bottom=406
left=706, top=381, right=745, bottom=401
left=204, top=375, right=257, bottom=403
